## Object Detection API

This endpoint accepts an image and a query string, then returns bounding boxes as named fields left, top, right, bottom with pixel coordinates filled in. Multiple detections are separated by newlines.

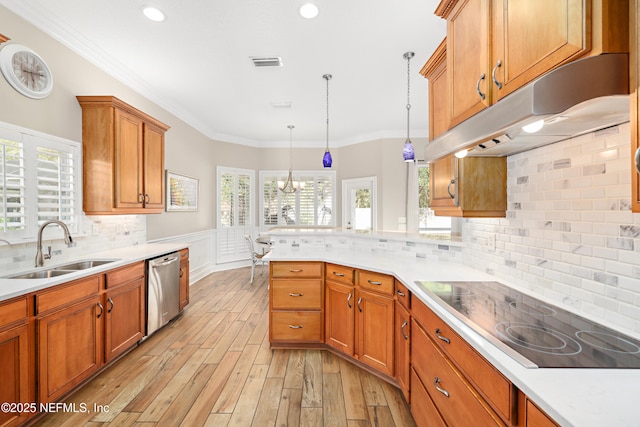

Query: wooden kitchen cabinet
left=36, top=274, right=104, bottom=403
left=437, top=0, right=628, bottom=127
left=632, top=0, right=640, bottom=212
left=394, top=300, right=411, bottom=402
left=269, top=261, right=324, bottom=345
left=430, top=155, right=507, bottom=217
left=325, top=264, right=355, bottom=355
left=420, top=38, right=449, bottom=141
left=179, top=248, right=190, bottom=311
left=354, top=270, right=394, bottom=377
left=77, top=96, right=170, bottom=215
left=0, top=296, right=32, bottom=427
left=104, top=261, right=146, bottom=362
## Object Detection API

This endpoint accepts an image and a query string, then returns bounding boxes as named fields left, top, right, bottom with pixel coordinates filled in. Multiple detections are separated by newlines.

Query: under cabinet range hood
left=424, top=54, right=630, bottom=161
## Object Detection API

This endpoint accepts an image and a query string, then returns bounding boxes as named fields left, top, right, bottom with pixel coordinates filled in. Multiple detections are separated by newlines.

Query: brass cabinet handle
left=97, top=302, right=104, bottom=318
left=289, top=325, right=303, bottom=329
left=476, top=73, right=486, bottom=100
left=435, top=328, right=451, bottom=344
left=347, top=292, right=353, bottom=309
left=434, top=377, right=450, bottom=397
left=357, top=296, right=363, bottom=312
left=107, top=297, right=114, bottom=313
left=289, top=293, right=304, bottom=297
left=401, top=320, right=409, bottom=340
left=492, top=59, right=503, bottom=89
left=333, top=271, right=345, bottom=277
left=367, top=280, right=382, bottom=286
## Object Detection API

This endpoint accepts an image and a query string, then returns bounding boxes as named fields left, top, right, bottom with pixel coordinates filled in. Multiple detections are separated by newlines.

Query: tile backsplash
left=0, top=215, right=146, bottom=275
left=464, top=122, right=640, bottom=335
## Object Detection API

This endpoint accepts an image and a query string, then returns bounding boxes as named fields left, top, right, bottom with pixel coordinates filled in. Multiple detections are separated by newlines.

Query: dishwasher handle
left=151, top=256, right=179, bottom=268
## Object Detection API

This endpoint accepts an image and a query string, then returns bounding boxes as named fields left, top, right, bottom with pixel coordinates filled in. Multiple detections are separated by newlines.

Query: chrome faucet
left=0, top=239, right=11, bottom=246
left=35, top=220, right=73, bottom=267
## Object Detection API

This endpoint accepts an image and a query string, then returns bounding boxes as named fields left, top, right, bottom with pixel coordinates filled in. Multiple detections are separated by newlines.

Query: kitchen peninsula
left=266, top=228, right=640, bottom=427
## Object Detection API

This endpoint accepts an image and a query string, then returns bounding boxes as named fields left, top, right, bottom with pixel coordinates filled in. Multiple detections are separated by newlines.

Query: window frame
left=0, top=121, right=82, bottom=241
left=259, top=170, right=336, bottom=228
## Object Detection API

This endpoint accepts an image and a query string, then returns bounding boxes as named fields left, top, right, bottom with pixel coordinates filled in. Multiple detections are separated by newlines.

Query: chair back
left=244, top=234, right=256, bottom=255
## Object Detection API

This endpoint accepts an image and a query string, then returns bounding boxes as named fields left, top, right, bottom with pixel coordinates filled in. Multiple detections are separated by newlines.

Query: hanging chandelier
left=322, top=73, right=333, bottom=168
left=402, top=51, right=415, bottom=162
left=279, top=125, right=299, bottom=193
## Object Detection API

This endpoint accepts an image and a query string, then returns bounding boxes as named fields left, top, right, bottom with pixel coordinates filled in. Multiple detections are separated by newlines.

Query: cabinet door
left=355, top=289, right=394, bottom=376
left=325, top=281, right=355, bottom=356
left=114, top=108, right=144, bottom=209
left=430, top=156, right=458, bottom=215
left=0, top=324, right=31, bottom=427
left=491, top=0, right=587, bottom=101
left=143, top=123, right=165, bottom=211
left=179, top=253, right=190, bottom=312
left=37, top=296, right=103, bottom=403
left=394, top=301, right=410, bottom=403
left=105, top=278, right=145, bottom=362
left=447, top=0, right=491, bottom=127
left=633, top=0, right=640, bottom=213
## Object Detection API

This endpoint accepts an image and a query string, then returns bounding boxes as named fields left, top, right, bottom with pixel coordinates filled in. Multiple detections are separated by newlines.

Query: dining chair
left=245, top=234, right=268, bottom=284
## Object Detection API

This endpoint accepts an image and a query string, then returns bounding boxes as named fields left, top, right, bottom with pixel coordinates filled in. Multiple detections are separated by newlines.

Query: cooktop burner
left=416, top=281, right=640, bottom=368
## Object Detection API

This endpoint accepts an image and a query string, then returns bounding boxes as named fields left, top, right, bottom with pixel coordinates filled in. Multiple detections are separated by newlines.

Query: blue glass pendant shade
left=402, top=140, right=415, bottom=162
left=323, top=149, right=333, bottom=168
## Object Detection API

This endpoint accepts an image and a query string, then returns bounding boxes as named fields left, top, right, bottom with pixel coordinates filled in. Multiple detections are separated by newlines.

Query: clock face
left=0, top=44, right=53, bottom=99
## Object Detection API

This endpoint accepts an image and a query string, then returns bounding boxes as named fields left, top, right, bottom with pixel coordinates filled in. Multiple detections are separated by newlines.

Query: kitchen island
left=265, top=229, right=640, bottom=427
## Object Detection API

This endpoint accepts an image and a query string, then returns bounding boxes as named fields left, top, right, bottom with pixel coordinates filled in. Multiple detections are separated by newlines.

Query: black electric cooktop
left=416, top=281, right=640, bottom=368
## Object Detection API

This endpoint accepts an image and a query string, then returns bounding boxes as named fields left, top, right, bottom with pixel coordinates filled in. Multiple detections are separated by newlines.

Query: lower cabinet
left=37, top=293, right=104, bottom=403
left=355, top=287, right=394, bottom=376
left=0, top=295, right=31, bottom=427
left=179, top=248, right=190, bottom=311
left=325, top=280, right=355, bottom=355
left=410, top=368, right=446, bottom=427
left=394, top=301, right=411, bottom=402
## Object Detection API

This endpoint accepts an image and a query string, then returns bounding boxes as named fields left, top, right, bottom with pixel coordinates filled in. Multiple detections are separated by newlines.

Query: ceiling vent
left=251, top=57, right=283, bottom=67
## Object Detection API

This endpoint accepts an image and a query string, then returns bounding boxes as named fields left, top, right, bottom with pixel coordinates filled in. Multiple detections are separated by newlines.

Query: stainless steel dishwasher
left=147, top=252, right=180, bottom=336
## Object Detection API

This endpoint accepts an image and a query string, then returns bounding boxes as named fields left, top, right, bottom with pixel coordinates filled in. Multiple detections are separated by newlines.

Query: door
left=114, top=109, right=144, bottom=209
left=355, top=289, right=394, bottom=376
left=105, top=278, right=145, bottom=362
left=143, top=123, right=165, bottom=210
left=342, top=177, right=377, bottom=231
left=325, top=281, right=355, bottom=355
left=0, top=324, right=30, bottom=427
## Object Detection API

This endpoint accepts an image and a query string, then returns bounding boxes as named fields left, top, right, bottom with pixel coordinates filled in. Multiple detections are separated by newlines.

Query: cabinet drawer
left=395, top=280, right=411, bottom=309
left=271, top=280, right=322, bottom=310
left=413, top=298, right=513, bottom=423
left=410, top=368, right=447, bottom=427
left=411, top=318, right=503, bottom=426
left=326, top=263, right=354, bottom=285
left=526, top=400, right=558, bottom=427
left=357, top=270, right=394, bottom=295
left=271, top=311, right=322, bottom=342
left=271, top=262, right=323, bottom=278
left=106, top=261, right=145, bottom=289
left=36, top=275, right=102, bottom=315
left=0, top=296, right=28, bottom=329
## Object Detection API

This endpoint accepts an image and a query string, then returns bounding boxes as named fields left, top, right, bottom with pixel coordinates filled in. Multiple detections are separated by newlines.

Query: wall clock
left=0, top=43, right=53, bottom=99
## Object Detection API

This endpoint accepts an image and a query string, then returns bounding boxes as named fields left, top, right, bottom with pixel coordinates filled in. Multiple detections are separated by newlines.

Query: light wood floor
left=33, top=267, right=416, bottom=427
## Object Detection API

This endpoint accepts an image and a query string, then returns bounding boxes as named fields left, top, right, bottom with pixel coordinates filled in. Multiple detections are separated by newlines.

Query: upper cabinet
left=420, top=38, right=449, bottom=140
left=77, top=96, right=170, bottom=215
left=436, top=0, right=629, bottom=128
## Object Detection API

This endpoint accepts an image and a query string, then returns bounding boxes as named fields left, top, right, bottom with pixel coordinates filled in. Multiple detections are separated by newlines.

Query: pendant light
left=322, top=73, right=333, bottom=168
left=279, top=125, right=298, bottom=193
left=402, top=51, right=415, bottom=162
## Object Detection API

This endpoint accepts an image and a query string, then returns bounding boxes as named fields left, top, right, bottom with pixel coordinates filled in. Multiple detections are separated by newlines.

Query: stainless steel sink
left=3, top=259, right=119, bottom=279
left=53, top=260, right=116, bottom=271
left=8, top=269, right=76, bottom=279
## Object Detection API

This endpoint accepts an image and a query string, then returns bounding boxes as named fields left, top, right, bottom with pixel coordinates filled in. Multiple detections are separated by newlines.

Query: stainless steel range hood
left=424, top=54, right=630, bottom=161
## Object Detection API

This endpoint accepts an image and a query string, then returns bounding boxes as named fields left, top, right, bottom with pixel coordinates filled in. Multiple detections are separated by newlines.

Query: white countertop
left=0, top=242, right=188, bottom=302
left=266, top=245, right=640, bottom=427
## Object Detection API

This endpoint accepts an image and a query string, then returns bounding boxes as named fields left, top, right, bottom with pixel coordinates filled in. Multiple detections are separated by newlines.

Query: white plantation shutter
left=259, top=170, right=335, bottom=227
left=217, top=167, right=255, bottom=263
left=0, top=123, right=81, bottom=239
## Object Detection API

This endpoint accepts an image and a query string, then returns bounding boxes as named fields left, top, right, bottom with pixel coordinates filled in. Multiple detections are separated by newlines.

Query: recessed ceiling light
left=299, top=3, right=319, bottom=19
left=143, top=6, right=165, bottom=22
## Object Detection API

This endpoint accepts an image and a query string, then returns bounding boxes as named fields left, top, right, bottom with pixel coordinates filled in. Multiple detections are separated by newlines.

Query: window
left=217, top=166, right=254, bottom=263
left=260, top=170, right=336, bottom=227
left=417, top=164, right=451, bottom=233
left=0, top=122, right=81, bottom=240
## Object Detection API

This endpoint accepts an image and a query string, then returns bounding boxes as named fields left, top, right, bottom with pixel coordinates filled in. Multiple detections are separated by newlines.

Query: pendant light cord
left=406, top=53, right=412, bottom=141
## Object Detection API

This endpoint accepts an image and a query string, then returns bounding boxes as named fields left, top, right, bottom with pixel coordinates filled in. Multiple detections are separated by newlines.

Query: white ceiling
left=1, top=0, right=446, bottom=148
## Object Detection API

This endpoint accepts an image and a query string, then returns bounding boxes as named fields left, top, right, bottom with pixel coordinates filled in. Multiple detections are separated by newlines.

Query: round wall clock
left=0, top=43, right=53, bottom=99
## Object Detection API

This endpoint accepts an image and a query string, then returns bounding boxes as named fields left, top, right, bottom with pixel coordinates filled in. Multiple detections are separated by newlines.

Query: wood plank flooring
left=33, top=266, right=416, bottom=427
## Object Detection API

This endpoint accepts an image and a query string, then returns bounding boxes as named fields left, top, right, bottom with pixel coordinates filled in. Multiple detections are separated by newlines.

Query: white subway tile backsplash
left=463, top=122, right=640, bottom=335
